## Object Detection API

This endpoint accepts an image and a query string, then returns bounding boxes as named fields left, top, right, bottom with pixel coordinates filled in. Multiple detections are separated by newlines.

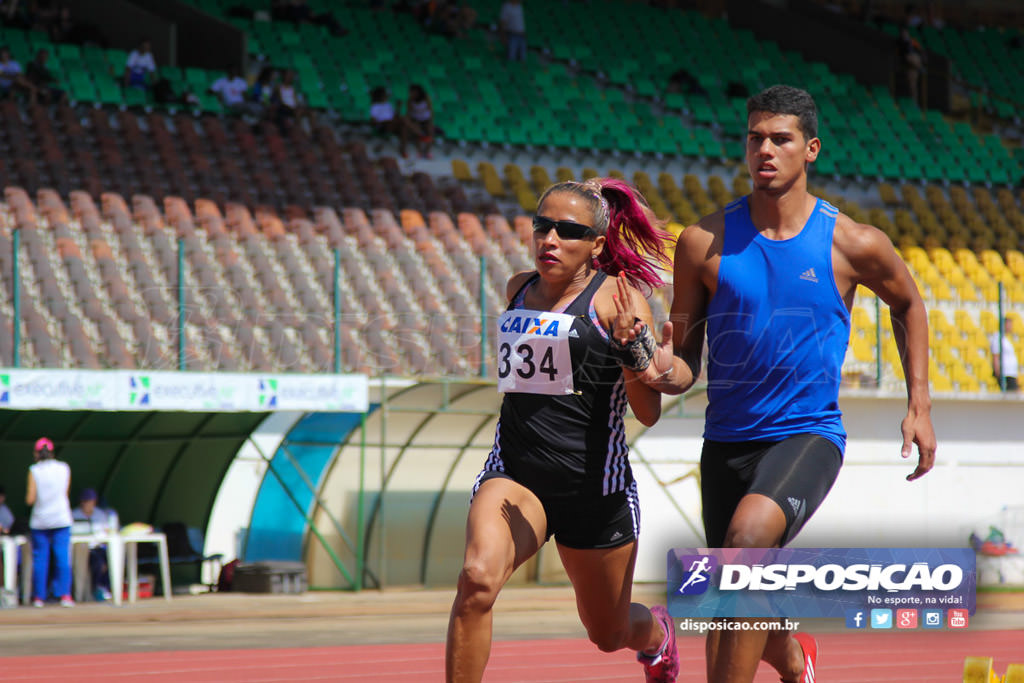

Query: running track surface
left=3, top=631, right=1023, bottom=682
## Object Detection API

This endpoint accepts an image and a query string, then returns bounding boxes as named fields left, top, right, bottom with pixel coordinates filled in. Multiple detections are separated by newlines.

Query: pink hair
left=595, top=178, right=673, bottom=293
left=538, top=178, right=673, bottom=294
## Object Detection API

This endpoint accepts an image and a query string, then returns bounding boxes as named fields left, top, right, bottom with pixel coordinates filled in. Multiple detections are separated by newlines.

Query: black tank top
left=482, top=271, right=632, bottom=498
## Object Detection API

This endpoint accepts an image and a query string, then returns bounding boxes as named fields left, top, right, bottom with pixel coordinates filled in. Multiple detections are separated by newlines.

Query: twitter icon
left=870, top=609, right=893, bottom=629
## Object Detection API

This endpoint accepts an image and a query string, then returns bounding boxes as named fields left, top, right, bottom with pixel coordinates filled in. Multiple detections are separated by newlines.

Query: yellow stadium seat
left=890, top=359, right=906, bottom=381
left=504, top=163, right=526, bottom=184
left=665, top=222, right=685, bottom=238
left=979, top=310, right=998, bottom=334
left=928, top=309, right=954, bottom=335
left=658, top=172, right=679, bottom=195
left=878, top=182, right=899, bottom=206
left=851, top=337, right=875, bottom=362
left=934, top=343, right=956, bottom=368
left=931, top=372, right=953, bottom=392
left=930, top=281, right=954, bottom=301
left=516, top=187, right=538, bottom=213
left=529, top=165, right=553, bottom=195
left=851, top=305, right=871, bottom=326
left=451, top=158, right=473, bottom=182
left=981, top=282, right=1000, bottom=303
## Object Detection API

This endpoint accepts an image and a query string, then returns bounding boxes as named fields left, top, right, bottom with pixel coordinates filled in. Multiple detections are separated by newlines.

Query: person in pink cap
left=25, top=437, right=74, bottom=607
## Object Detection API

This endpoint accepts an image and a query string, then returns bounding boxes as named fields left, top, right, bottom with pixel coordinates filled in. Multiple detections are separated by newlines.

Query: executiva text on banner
left=0, top=369, right=369, bottom=412
left=666, top=547, right=976, bottom=619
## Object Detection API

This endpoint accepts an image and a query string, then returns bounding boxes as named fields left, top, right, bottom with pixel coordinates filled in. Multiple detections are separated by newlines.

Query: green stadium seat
left=123, top=87, right=147, bottom=109
left=95, top=78, right=122, bottom=106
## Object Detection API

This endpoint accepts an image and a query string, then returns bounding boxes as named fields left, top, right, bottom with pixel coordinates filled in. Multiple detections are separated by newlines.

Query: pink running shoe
left=637, top=605, right=679, bottom=683
left=791, top=632, right=818, bottom=682
left=59, top=595, right=75, bottom=608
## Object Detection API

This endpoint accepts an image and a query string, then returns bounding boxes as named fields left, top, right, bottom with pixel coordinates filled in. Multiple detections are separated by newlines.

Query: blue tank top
left=704, top=196, right=850, bottom=452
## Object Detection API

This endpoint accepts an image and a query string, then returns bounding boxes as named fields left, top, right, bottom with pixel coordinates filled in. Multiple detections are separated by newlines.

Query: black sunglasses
left=532, top=215, right=598, bottom=240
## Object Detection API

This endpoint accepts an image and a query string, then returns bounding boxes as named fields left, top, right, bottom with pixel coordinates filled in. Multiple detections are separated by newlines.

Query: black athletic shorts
left=475, top=471, right=640, bottom=550
left=700, top=434, right=842, bottom=547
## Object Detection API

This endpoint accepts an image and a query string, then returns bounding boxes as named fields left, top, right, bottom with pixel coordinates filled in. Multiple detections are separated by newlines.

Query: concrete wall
left=728, top=0, right=952, bottom=110
left=206, top=391, right=1024, bottom=590
left=129, top=0, right=246, bottom=71
left=73, top=0, right=175, bottom=66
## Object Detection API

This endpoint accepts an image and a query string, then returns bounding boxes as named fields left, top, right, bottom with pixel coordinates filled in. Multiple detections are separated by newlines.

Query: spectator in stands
left=152, top=75, right=198, bottom=109
left=498, top=0, right=526, bottom=62
left=0, top=1, right=18, bottom=24
left=370, top=85, right=414, bottom=158
left=210, top=67, right=252, bottom=116
left=46, top=5, right=74, bottom=42
left=270, top=69, right=303, bottom=133
left=0, top=46, right=35, bottom=101
left=451, top=3, right=478, bottom=37
left=421, top=1, right=476, bottom=38
left=405, top=83, right=434, bottom=158
left=408, top=0, right=435, bottom=25
left=904, top=2, right=924, bottom=28
left=899, top=26, right=925, bottom=107
left=123, top=39, right=157, bottom=91
left=26, top=48, right=63, bottom=105
left=667, top=67, right=706, bottom=96
left=924, top=0, right=945, bottom=29
left=0, top=485, right=14, bottom=534
left=151, top=73, right=176, bottom=105
left=72, top=488, right=118, bottom=601
left=249, top=65, right=277, bottom=112
left=26, top=437, right=74, bottom=607
left=990, top=316, right=1019, bottom=391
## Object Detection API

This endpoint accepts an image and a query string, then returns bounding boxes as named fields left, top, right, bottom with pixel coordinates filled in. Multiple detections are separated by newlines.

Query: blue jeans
left=31, top=526, right=71, bottom=601
left=507, top=33, right=526, bottom=61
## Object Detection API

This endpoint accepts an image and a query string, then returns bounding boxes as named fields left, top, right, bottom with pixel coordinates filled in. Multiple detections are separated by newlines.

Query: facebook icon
left=845, top=609, right=867, bottom=629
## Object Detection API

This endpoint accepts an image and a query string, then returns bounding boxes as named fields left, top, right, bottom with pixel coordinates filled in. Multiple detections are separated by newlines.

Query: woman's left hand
left=612, top=274, right=644, bottom=345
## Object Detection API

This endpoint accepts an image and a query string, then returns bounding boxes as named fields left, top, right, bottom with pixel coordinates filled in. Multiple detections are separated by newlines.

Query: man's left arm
left=840, top=220, right=936, bottom=481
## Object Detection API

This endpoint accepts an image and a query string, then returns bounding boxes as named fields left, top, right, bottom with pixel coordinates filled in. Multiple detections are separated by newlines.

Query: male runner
left=636, top=84, right=937, bottom=682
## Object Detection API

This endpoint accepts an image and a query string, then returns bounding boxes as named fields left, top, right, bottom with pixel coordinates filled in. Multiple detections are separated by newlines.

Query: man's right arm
left=639, top=222, right=712, bottom=395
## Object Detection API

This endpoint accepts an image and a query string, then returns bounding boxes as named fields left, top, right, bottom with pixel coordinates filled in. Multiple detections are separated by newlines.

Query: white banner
left=0, top=369, right=368, bottom=413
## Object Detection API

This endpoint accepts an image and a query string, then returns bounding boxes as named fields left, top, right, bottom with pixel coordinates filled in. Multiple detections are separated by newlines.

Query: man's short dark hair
left=747, top=85, right=818, bottom=141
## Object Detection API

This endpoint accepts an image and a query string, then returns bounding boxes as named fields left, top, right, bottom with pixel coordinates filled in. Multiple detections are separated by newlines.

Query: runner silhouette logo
left=676, top=555, right=717, bottom=596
